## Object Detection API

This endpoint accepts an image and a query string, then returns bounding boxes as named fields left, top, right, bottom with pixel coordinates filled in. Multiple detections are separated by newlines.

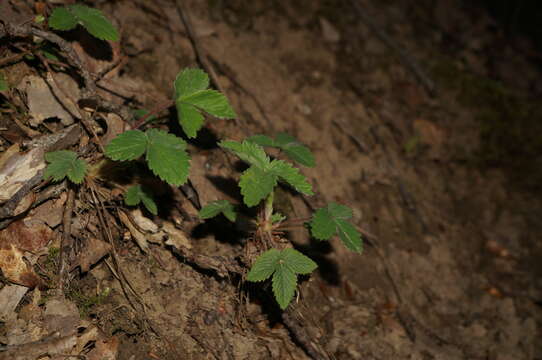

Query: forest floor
left=0, top=0, right=541, bottom=359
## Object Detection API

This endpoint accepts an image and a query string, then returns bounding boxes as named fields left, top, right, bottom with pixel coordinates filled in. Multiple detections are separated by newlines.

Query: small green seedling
left=105, top=68, right=235, bottom=212
left=44, top=150, right=87, bottom=184
left=200, top=137, right=362, bottom=309
left=48, top=4, right=119, bottom=42
left=124, top=185, right=158, bottom=215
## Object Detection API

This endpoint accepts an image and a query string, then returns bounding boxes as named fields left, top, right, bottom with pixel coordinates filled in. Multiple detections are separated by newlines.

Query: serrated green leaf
left=274, top=133, right=315, bottom=167
left=49, top=7, right=78, bottom=31
left=281, top=248, right=317, bottom=275
left=174, top=68, right=209, bottom=98
left=246, top=249, right=281, bottom=282
left=68, top=4, right=119, bottom=41
left=310, top=203, right=363, bottom=253
left=335, top=219, right=362, bottom=252
left=327, top=202, right=353, bottom=219
left=246, top=135, right=274, bottom=147
left=268, top=160, right=313, bottom=195
left=272, top=264, right=297, bottom=310
left=105, top=130, right=148, bottom=161
left=239, top=166, right=276, bottom=207
left=310, top=207, right=335, bottom=240
left=176, top=102, right=204, bottom=138
left=180, top=90, right=236, bottom=119
left=199, top=200, right=237, bottom=222
left=0, top=73, right=8, bottom=91
left=145, top=129, right=190, bottom=186
left=44, top=150, right=87, bottom=184
left=219, top=140, right=270, bottom=170
left=282, top=144, right=315, bottom=167
left=125, top=185, right=157, bottom=215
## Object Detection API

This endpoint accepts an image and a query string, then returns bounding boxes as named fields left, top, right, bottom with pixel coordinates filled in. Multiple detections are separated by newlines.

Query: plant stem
left=262, top=190, right=274, bottom=232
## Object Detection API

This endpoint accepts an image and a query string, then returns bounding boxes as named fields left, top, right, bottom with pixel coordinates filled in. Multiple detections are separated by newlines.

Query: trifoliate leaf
left=145, top=129, right=190, bottom=186
left=219, top=140, right=270, bottom=170
left=174, top=69, right=236, bottom=139
left=105, top=130, right=148, bottom=161
left=180, top=90, right=236, bottom=119
left=67, top=4, right=119, bottom=41
left=272, top=264, right=297, bottom=310
left=276, top=133, right=315, bottom=167
left=246, top=248, right=281, bottom=282
left=199, top=200, right=237, bottom=222
left=49, top=7, right=78, bottom=31
left=0, top=73, right=8, bottom=91
left=310, top=202, right=363, bottom=253
left=174, top=68, right=209, bottom=98
left=176, top=102, right=204, bottom=139
left=281, top=248, right=318, bottom=275
left=247, top=133, right=315, bottom=167
left=44, top=150, right=87, bottom=184
left=268, top=160, right=313, bottom=195
left=125, top=185, right=157, bottom=215
left=239, top=166, right=276, bottom=207
left=247, top=248, right=318, bottom=310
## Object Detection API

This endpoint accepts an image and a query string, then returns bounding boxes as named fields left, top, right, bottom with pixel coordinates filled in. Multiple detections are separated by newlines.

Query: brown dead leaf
left=71, top=237, right=112, bottom=273
left=0, top=284, right=28, bottom=322
left=44, top=296, right=80, bottom=337
left=87, top=335, right=119, bottom=360
left=0, top=244, right=44, bottom=288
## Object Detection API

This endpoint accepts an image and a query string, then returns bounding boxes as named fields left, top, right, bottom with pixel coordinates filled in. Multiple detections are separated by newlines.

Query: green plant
left=44, top=150, right=88, bottom=184
left=199, top=135, right=362, bottom=309
left=104, top=68, right=236, bottom=209
left=48, top=4, right=119, bottom=42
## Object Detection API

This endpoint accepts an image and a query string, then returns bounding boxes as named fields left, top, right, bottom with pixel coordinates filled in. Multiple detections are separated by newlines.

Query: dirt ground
left=1, top=0, right=541, bottom=359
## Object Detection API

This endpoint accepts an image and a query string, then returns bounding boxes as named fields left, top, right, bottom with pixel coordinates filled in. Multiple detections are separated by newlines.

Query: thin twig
left=58, top=187, right=75, bottom=292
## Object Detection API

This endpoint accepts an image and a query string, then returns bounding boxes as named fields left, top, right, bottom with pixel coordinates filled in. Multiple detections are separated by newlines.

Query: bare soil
left=0, top=1, right=541, bottom=359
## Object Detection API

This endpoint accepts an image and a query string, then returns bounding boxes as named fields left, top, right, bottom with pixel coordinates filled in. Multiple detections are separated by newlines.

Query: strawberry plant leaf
left=310, top=202, right=363, bottom=253
left=335, top=219, right=362, bottom=252
left=44, top=150, right=87, bottom=184
left=145, top=129, right=190, bottom=186
left=239, top=166, right=276, bottom=207
left=174, top=69, right=235, bottom=139
left=247, top=248, right=318, bottom=309
left=268, top=160, right=313, bottom=195
left=105, top=130, right=148, bottom=161
left=49, top=7, right=77, bottom=30
left=219, top=140, right=270, bottom=170
left=199, top=200, right=237, bottom=222
left=246, top=135, right=274, bottom=147
left=281, top=248, right=318, bottom=274
left=275, top=133, right=315, bottom=167
left=125, top=185, right=157, bottom=215
left=247, top=133, right=315, bottom=167
left=180, top=90, right=236, bottom=119
left=176, top=102, right=204, bottom=139
left=246, top=248, right=281, bottom=282
left=174, top=68, right=209, bottom=98
left=67, top=4, right=119, bottom=41
left=272, top=264, right=297, bottom=310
